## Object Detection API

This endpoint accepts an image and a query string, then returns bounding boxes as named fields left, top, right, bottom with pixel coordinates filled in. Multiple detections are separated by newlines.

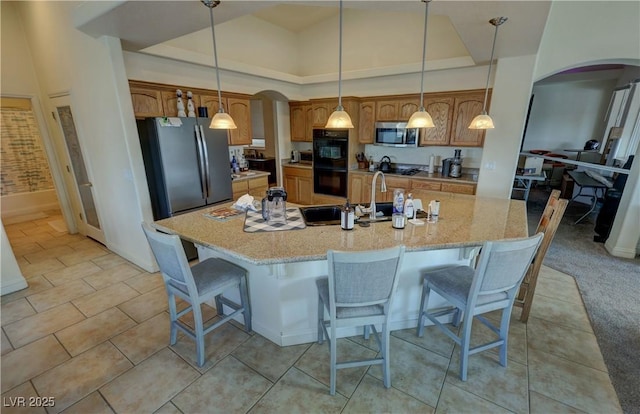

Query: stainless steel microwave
left=374, top=122, right=419, bottom=147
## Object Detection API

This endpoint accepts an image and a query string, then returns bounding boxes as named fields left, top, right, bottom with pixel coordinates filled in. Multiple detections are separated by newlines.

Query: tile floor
left=1, top=211, right=622, bottom=413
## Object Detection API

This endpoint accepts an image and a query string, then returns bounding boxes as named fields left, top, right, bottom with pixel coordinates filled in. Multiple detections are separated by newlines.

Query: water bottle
left=341, top=199, right=354, bottom=230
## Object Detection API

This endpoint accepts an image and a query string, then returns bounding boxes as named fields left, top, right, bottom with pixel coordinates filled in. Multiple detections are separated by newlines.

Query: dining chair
left=514, top=189, right=568, bottom=322
left=141, top=222, right=251, bottom=366
left=416, top=233, right=543, bottom=381
left=316, top=245, right=405, bottom=395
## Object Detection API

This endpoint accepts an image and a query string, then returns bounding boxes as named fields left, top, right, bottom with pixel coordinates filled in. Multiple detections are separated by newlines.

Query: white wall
left=1, top=220, right=27, bottom=296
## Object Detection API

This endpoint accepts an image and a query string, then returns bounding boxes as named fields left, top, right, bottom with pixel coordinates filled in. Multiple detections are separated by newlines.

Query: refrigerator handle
left=194, top=125, right=208, bottom=199
left=199, top=125, right=211, bottom=199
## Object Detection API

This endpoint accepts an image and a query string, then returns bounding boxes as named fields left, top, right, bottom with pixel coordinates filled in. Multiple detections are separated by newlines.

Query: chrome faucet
left=370, top=171, right=387, bottom=219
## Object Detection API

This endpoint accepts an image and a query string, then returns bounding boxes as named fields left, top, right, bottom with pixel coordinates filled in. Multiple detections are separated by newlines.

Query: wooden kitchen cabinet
left=199, top=93, right=226, bottom=118
left=162, top=90, right=201, bottom=118
left=348, top=173, right=370, bottom=204
left=232, top=175, right=269, bottom=201
left=283, top=166, right=313, bottom=205
left=450, top=91, right=488, bottom=147
left=358, top=101, right=376, bottom=144
left=441, top=182, right=476, bottom=195
left=419, top=96, right=454, bottom=146
left=410, top=179, right=442, bottom=191
left=130, top=86, right=164, bottom=119
left=227, top=97, right=252, bottom=146
left=383, top=176, right=411, bottom=201
left=311, top=100, right=335, bottom=127
left=375, top=97, right=420, bottom=121
left=290, top=101, right=312, bottom=142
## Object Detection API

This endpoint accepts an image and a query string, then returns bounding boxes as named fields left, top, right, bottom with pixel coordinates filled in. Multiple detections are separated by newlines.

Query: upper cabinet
left=227, top=97, right=252, bottom=146
left=311, top=100, right=335, bottom=127
left=290, top=101, right=312, bottom=142
left=358, top=101, right=375, bottom=144
left=128, top=81, right=253, bottom=146
left=130, top=85, right=163, bottom=119
left=450, top=91, right=488, bottom=147
left=419, top=96, right=454, bottom=146
left=375, top=97, right=420, bottom=121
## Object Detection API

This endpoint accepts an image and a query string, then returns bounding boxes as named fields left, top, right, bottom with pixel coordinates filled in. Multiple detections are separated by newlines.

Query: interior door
left=50, top=95, right=105, bottom=244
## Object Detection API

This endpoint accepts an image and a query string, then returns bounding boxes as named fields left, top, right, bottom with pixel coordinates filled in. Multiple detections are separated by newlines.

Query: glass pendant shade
left=468, top=112, right=495, bottom=129
left=407, top=108, right=435, bottom=128
left=325, top=107, right=354, bottom=129
left=209, top=111, right=237, bottom=129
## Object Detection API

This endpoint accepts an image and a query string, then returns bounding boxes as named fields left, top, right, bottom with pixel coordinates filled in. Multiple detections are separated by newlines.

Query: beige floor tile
left=68, top=238, right=108, bottom=252
left=530, top=294, right=593, bottom=333
left=1, top=298, right=36, bottom=326
left=435, top=382, right=513, bottom=414
left=535, top=272, right=584, bottom=305
left=344, top=374, right=434, bottom=413
left=19, top=258, right=65, bottom=278
left=27, top=279, right=95, bottom=313
left=527, top=316, right=607, bottom=372
left=176, top=302, right=218, bottom=329
left=172, top=320, right=251, bottom=370
left=4, top=303, right=85, bottom=348
left=369, top=336, right=449, bottom=407
left=72, top=282, right=140, bottom=317
left=55, top=308, right=136, bottom=356
left=0, top=335, right=70, bottom=393
left=0, top=275, right=54, bottom=304
left=467, top=313, right=528, bottom=366
left=295, top=341, right=377, bottom=398
left=2, top=329, right=13, bottom=355
left=529, top=391, right=587, bottom=414
left=44, top=262, right=102, bottom=286
left=32, top=342, right=133, bottom=413
left=61, top=391, right=114, bottom=414
left=539, top=265, right=576, bottom=283
left=0, top=381, right=47, bottom=414
left=111, top=312, right=171, bottom=364
left=528, top=348, right=622, bottom=414
left=392, top=325, right=457, bottom=359
left=445, top=349, right=529, bottom=413
left=173, top=355, right=272, bottom=413
left=232, top=334, right=310, bottom=382
left=156, top=402, right=182, bottom=414
left=250, top=367, right=347, bottom=413
left=91, top=253, right=127, bottom=270
left=125, top=272, right=164, bottom=294
left=36, top=233, right=85, bottom=250
left=12, top=242, right=44, bottom=257
left=82, top=263, right=142, bottom=290
left=100, top=348, right=199, bottom=413
left=117, top=286, right=168, bottom=323
left=23, top=246, right=75, bottom=264
left=20, top=226, right=57, bottom=237
left=58, top=247, right=109, bottom=267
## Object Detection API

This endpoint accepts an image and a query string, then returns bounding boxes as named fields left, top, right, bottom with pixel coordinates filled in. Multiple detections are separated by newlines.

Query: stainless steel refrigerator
left=138, top=117, right=232, bottom=257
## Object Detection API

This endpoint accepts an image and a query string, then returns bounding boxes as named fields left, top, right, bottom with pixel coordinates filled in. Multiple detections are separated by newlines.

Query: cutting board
left=243, top=208, right=307, bottom=233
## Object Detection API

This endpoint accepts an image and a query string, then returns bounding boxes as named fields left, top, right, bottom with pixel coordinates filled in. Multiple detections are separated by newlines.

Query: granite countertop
left=153, top=192, right=527, bottom=265
left=231, top=170, right=270, bottom=181
left=350, top=169, right=478, bottom=184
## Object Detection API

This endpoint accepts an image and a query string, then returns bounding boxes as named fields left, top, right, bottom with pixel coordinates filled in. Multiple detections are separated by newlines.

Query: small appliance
left=374, top=122, right=419, bottom=147
left=450, top=149, right=463, bottom=178
left=441, top=158, right=453, bottom=177
left=291, top=150, right=300, bottom=163
left=584, top=139, right=600, bottom=150
left=299, top=150, right=313, bottom=164
left=379, top=156, right=392, bottom=173
left=261, top=187, right=288, bottom=224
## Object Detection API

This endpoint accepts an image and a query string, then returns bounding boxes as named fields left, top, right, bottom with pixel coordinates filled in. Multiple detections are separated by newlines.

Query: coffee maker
left=261, top=187, right=288, bottom=224
left=450, top=149, right=462, bottom=178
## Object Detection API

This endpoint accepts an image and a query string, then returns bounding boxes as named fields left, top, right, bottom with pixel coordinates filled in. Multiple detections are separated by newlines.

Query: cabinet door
left=441, top=182, right=476, bottom=195
left=298, top=176, right=313, bottom=205
left=162, top=90, right=200, bottom=118
left=130, top=87, right=163, bottom=118
left=451, top=93, right=486, bottom=147
left=200, top=94, right=226, bottom=118
left=232, top=180, right=248, bottom=201
left=304, top=104, right=314, bottom=141
left=410, top=179, right=442, bottom=191
left=228, top=97, right=252, bottom=146
left=420, top=97, right=454, bottom=146
left=384, top=177, right=410, bottom=202
left=312, top=102, right=334, bottom=127
left=376, top=100, right=399, bottom=121
left=358, top=101, right=375, bottom=144
left=290, top=103, right=306, bottom=142
left=348, top=174, right=367, bottom=204
left=284, top=175, right=299, bottom=203
left=248, top=176, right=269, bottom=198
left=398, top=99, right=420, bottom=121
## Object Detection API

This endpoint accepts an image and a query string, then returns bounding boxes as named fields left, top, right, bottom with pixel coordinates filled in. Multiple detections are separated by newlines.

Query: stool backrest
left=141, top=222, right=194, bottom=292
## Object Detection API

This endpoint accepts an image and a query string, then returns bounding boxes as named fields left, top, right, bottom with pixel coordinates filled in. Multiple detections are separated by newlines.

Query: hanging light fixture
left=202, top=0, right=237, bottom=129
left=469, top=16, right=507, bottom=130
left=407, top=0, right=435, bottom=129
left=325, top=0, right=354, bottom=129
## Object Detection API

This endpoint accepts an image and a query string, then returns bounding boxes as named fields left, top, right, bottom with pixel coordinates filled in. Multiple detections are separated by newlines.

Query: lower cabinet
left=283, top=166, right=313, bottom=205
left=232, top=176, right=269, bottom=201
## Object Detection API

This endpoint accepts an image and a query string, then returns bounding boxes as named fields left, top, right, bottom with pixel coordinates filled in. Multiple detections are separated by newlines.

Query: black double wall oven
left=313, top=129, right=348, bottom=198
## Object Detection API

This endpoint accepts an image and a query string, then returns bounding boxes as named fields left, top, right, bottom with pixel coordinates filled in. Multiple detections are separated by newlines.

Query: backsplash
left=0, top=108, right=54, bottom=196
left=364, top=145, right=483, bottom=171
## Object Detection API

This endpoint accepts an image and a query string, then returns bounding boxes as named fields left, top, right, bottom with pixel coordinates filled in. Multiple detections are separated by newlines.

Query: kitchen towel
left=243, top=208, right=307, bottom=232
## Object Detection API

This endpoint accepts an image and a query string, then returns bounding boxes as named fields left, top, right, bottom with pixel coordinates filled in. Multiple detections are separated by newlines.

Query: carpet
left=524, top=188, right=640, bottom=414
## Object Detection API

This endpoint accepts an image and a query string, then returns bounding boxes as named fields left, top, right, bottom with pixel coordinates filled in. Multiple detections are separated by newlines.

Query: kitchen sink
left=299, top=202, right=394, bottom=226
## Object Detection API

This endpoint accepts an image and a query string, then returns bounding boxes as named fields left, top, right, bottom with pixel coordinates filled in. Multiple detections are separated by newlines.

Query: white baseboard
left=1, top=278, right=28, bottom=296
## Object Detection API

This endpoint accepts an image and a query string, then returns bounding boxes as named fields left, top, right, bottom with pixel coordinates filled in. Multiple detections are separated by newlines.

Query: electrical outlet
left=484, top=161, right=496, bottom=170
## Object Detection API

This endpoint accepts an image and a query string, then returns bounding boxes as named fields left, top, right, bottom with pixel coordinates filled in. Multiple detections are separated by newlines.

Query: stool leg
left=239, top=276, right=252, bottom=332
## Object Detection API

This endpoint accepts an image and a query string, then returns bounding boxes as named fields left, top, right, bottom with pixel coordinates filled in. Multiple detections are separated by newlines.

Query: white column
left=1, top=219, right=28, bottom=295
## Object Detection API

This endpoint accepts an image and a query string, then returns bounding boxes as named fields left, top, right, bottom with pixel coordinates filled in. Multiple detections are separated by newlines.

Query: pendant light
left=407, top=0, right=435, bottom=129
left=469, top=16, right=507, bottom=130
left=202, top=0, right=237, bottom=129
left=325, top=0, right=354, bottom=129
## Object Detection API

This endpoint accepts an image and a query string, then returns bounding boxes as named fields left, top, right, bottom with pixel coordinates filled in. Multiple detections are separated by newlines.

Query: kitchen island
left=153, top=191, right=528, bottom=346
